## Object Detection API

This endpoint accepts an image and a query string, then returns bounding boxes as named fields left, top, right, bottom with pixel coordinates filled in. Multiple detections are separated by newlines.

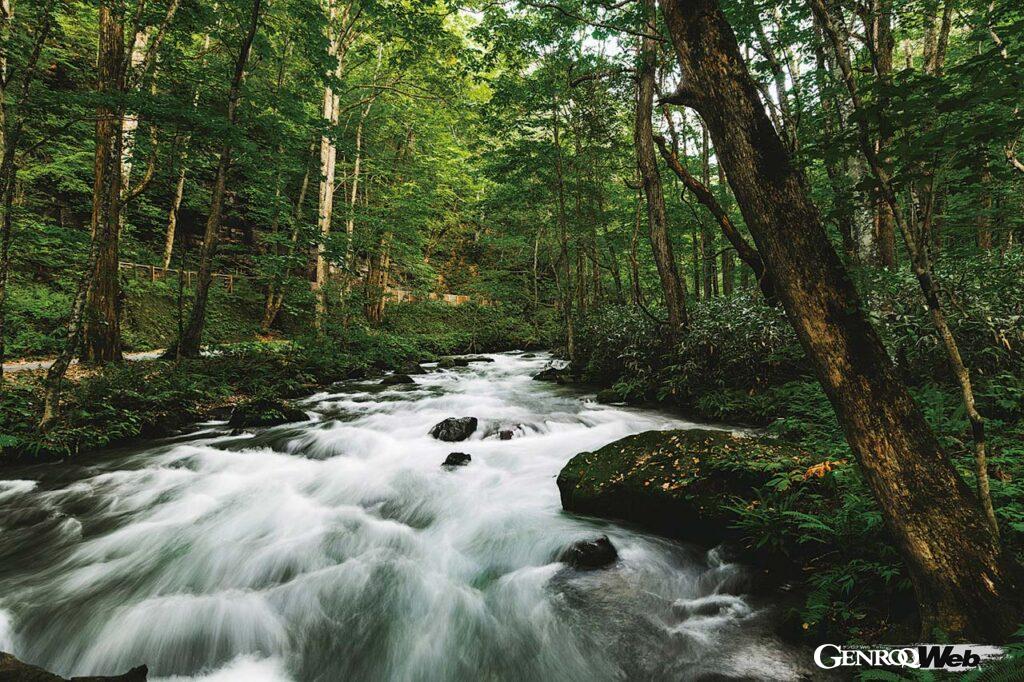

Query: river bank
left=0, top=302, right=551, bottom=465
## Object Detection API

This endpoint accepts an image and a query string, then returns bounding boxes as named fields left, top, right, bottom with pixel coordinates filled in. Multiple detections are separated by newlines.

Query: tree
left=634, top=0, right=687, bottom=333
left=174, top=0, right=263, bottom=358
left=659, top=0, right=1021, bottom=639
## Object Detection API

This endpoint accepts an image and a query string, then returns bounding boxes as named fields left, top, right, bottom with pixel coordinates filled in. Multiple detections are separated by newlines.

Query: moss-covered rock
left=228, top=397, right=309, bottom=429
left=0, top=652, right=147, bottom=680
left=556, top=429, right=818, bottom=547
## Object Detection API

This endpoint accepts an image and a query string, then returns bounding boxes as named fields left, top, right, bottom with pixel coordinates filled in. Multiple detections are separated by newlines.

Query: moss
left=557, top=429, right=820, bottom=549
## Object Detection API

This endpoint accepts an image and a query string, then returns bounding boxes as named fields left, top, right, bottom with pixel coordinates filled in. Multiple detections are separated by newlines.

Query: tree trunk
left=262, top=144, right=313, bottom=333
left=81, top=0, right=126, bottom=365
left=636, top=0, right=688, bottom=333
left=653, top=134, right=774, bottom=301
left=868, top=0, right=897, bottom=269
left=313, top=0, right=348, bottom=331
left=662, top=0, right=1021, bottom=640
left=175, top=0, right=262, bottom=358
left=163, top=150, right=187, bottom=269
left=977, top=164, right=993, bottom=250
left=553, top=96, right=575, bottom=360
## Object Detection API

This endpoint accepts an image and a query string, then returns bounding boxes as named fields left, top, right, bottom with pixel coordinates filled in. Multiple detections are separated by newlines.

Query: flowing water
left=0, top=352, right=816, bottom=681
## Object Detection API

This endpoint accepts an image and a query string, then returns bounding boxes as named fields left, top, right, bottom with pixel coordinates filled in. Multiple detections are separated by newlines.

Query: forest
left=1, top=0, right=1024, bottom=678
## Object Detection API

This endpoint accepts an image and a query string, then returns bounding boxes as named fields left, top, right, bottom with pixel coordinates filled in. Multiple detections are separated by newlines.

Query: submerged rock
left=559, top=535, right=618, bottom=570
left=0, top=652, right=147, bottom=681
left=429, top=417, right=478, bottom=442
left=499, top=430, right=514, bottom=441
left=442, top=452, right=472, bottom=468
left=228, top=398, right=309, bottom=429
left=556, top=429, right=818, bottom=547
left=463, top=355, right=495, bottom=363
left=380, top=373, right=416, bottom=386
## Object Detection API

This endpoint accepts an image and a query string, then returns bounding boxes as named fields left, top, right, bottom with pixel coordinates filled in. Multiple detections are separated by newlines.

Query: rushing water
left=0, top=352, right=816, bottom=681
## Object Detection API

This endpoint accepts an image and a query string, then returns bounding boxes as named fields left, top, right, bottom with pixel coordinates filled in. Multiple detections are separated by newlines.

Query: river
left=0, top=352, right=816, bottom=680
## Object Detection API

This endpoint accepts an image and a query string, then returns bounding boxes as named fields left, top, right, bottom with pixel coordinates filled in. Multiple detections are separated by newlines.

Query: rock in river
left=558, top=535, right=618, bottom=570
left=556, top=429, right=817, bottom=547
left=381, top=373, right=416, bottom=386
left=442, top=452, right=472, bottom=468
left=533, top=366, right=572, bottom=383
left=228, top=398, right=309, bottom=429
left=0, top=652, right=147, bottom=680
left=429, top=417, right=478, bottom=442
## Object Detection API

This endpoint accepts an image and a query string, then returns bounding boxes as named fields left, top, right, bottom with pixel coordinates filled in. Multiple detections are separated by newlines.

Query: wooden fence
left=119, top=261, right=240, bottom=292
left=121, top=261, right=490, bottom=306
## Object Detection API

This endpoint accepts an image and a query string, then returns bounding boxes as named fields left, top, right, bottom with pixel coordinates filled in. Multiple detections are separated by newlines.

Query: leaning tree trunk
left=176, top=0, right=262, bottom=358
left=653, top=134, right=775, bottom=301
left=635, top=0, right=688, bottom=333
left=81, top=0, right=126, bottom=365
left=660, top=0, right=1021, bottom=641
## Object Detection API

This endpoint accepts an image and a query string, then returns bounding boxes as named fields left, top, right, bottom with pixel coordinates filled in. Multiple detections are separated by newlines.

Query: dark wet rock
left=442, top=452, right=472, bottom=468
left=521, top=353, right=537, bottom=359
left=499, top=430, right=514, bottom=441
left=595, top=389, right=621, bottom=404
left=345, top=366, right=383, bottom=380
left=556, top=429, right=820, bottom=548
left=0, top=652, right=147, bottom=681
left=380, top=373, right=416, bottom=386
left=437, top=358, right=470, bottom=369
left=429, top=417, right=478, bottom=442
left=533, top=366, right=573, bottom=383
left=463, top=356, right=495, bottom=363
left=228, top=398, right=309, bottom=429
left=400, top=361, right=427, bottom=375
left=558, top=535, right=618, bottom=570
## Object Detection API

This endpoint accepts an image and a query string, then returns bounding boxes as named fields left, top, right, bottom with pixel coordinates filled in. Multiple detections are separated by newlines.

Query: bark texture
left=635, top=0, right=688, bottom=332
left=81, top=0, right=126, bottom=364
left=661, top=0, right=1021, bottom=640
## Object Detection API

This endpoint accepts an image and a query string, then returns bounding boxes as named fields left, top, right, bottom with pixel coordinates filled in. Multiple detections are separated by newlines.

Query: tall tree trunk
left=552, top=96, right=575, bottom=360
left=699, top=122, right=716, bottom=297
left=868, top=0, right=897, bottom=268
left=977, top=164, right=993, bottom=250
left=120, top=27, right=151, bottom=199
left=663, top=0, right=1021, bottom=640
left=81, top=0, right=127, bottom=365
left=262, top=144, right=313, bottom=333
left=161, top=34, right=210, bottom=270
left=629, top=191, right=644, bottom=306
left=636, top=0, right=688, bottom=333
left=313, top=0, right=349, bottom=331
left=163, top=148, right=187, bottom=269
left=175, top=0, right=262, bottom=358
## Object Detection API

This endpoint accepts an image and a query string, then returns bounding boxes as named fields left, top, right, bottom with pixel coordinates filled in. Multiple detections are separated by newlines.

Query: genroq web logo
left=813, top=644, right=1007, bottom=671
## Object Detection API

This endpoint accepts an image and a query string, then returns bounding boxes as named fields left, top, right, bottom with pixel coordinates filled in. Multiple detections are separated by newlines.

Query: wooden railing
left=121, top=261, right=491, bottom=305
left=119, top=261, right=241, bottom=292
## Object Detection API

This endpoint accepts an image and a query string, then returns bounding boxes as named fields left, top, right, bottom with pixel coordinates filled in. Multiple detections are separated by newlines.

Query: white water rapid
left=0, top=352, right=816, bottom=680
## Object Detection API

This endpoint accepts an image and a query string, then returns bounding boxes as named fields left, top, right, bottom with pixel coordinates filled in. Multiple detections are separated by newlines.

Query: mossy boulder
left=228, top=397, right=309, bottom=429
left=556, top=429, right=818, bottom=547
